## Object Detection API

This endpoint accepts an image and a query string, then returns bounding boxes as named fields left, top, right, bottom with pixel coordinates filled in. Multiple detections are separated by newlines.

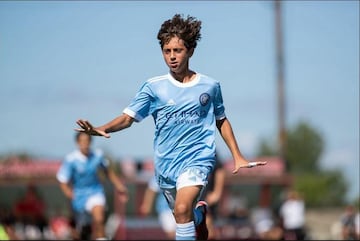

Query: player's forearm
left=143, top=189, right=156, bottom=207
left=213, top=169, right=226, bottom=197
left=140, top=189, right=156, bottom=215
left=219, top=119, right=246, bottom=162
left=108, top=170, right=128, bottom=193
left=59, top=183, right=73, bottom=199
left=98, top=114, right=134, bottom=133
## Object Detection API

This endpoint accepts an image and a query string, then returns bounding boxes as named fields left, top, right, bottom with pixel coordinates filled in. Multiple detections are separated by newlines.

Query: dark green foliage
left=285, top=121, right=324, bottom=174
left=256, top=120, right=348, bottom=206
left=294, top=171, right=348, bottom=207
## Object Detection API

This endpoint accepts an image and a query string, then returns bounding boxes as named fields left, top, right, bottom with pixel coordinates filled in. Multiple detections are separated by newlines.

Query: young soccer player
left=75, top=13, right=267, bottom=240
left=56, top=132, right=128, bottom=240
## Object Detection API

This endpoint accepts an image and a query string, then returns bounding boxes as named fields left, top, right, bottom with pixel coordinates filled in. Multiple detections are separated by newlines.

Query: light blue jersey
left=124, top=73, right=226, bottom=188
left=56, top=149, right=109, bottom=212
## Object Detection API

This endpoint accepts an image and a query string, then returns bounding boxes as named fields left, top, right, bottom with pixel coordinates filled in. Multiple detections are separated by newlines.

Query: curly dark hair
left=157, top=14, right=202, bottom=50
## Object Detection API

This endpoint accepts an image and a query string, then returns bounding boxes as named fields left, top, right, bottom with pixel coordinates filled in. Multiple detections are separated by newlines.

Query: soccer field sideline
left=110, top=208, right=344, bottom=240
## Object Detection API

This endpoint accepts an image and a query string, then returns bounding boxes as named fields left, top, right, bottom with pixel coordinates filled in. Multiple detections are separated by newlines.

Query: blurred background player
left=202, top=153, right=226, bottom=240
left=56, top=132, right=128, bottom=240
left=140, top=175, right=176, bottom=239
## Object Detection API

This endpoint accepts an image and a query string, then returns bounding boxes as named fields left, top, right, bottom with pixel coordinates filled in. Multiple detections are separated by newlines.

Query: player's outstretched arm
left=216, top=118, right=267, bottom=174
left=75, top=114, right=134, bottom=138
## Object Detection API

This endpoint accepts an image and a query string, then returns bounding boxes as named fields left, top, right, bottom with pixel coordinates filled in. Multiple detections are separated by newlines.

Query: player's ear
left=188, top=47, right=194, bottom=57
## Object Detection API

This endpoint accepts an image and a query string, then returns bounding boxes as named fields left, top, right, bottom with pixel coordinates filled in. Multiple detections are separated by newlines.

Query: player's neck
left=171, top=70, right=196, bottom=83
left=80, top=149, right=90, bottom=157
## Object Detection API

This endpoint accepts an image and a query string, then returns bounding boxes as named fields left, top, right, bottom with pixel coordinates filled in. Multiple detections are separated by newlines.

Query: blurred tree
left=257, top=139, right=277, bottom=156
left=285, top=121, right=324, bottom=173
left=256, top=120, right=348, bottom=207
left=294, top=171, right=347, bottom=207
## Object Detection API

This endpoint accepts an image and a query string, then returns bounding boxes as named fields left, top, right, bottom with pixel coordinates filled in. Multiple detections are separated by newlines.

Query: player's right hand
left=75, top=119, right=111, bottom=138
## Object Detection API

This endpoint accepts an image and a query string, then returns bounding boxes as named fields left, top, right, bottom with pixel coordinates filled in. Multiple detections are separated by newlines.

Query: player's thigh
left=162, top=167, right=208, bottom=212
left=85, top=193, right=106, bottom=223
left=176, top=168, right=208, bottom=191
left=91, top=205, right=105, bottom=223
left=175, top=185, right=202, bottom=211
left=176, top=167, right=208, bottom=206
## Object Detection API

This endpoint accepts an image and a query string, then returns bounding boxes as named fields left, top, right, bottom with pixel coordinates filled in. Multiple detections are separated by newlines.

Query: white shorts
left=85, top=193, right=106, bottom=212
left=176, top=168, right=208, bottom=190
left=159, top=209, right=176, bottom=232
left=162, top=168, right=208, bottom=211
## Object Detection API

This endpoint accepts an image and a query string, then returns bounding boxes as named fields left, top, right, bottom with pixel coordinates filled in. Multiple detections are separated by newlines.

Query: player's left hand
left=232, top=161, right=267, bottom=174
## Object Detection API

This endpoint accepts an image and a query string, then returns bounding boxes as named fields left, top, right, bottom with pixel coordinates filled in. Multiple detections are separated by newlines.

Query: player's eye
left=163, top=49, right=171, bottom=54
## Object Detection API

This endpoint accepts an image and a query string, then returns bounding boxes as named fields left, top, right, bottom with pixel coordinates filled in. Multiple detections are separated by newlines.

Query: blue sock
left=175, top=221, right=196, bottom=240
left=193, top=207, right=203, bottom=226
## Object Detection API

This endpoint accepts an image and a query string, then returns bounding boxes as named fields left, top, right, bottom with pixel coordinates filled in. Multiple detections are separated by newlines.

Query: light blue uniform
left=124, top=73, right=226, bottom=189
left=148, top=176, right=177, bottom=233
left=56, top=149, right=109, bottom=213
left=148, top=175, right=172, bottom=214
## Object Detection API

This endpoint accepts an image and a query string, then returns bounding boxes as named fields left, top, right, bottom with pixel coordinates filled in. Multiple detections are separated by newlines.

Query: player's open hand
left=75, top=119, right=111, bottom=138
left=232, top=161, right=267, bottom=174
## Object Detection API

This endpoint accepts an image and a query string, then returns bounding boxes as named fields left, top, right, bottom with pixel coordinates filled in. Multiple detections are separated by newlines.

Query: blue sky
left=0, top=1, right=358, bottom=201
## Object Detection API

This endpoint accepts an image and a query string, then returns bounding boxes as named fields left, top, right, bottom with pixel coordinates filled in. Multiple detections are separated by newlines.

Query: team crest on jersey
left=199, top=93, right=210, bottom=106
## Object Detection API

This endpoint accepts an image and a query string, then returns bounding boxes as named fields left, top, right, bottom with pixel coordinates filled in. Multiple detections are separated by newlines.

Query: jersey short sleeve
left=123, top=81, right=154, bottom=122
left=95, top=149, right=109, bottom=170
left=56, top=157, right=73, bottom=183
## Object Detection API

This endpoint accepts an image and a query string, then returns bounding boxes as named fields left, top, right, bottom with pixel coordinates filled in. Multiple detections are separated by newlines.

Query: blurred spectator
left=47, top=208, right=73, bottom=240
left=13, top=183, right=47, bottom=239
left=203, top=155, right=226, bottom=240
left=340, top=204, right=357, bottom=240
left=49, top=215, right=72, bottom=239
left=224, top=192, right=253, bottom=240
left=279, top=189, right=306, bottom=240
left=139, top=175, right=176, bottom=239
left=0, top=207, right=19, bottom=240
left=226, top=191, right=250, bottom=225
left=354, top=207, right=360, bottom=240
left=251, top=203, right=283, bottom=240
